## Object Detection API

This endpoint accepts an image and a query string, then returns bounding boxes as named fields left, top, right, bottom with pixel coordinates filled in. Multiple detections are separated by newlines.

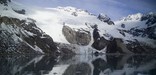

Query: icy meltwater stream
left=0, top=54, right=156, bottom=75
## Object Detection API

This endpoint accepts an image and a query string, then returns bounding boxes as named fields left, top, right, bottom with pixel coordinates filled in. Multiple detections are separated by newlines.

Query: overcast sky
left=14, top=0, right=156, bottom=21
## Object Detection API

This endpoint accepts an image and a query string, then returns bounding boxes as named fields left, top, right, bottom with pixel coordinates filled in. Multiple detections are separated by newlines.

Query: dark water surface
left=0, top=54, right=156, bottom=75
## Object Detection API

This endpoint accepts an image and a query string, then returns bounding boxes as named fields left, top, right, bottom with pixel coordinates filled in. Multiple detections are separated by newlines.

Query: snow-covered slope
left=0, top=1, right=57, bottom=54
left=27, top=6, right=117, bottom=44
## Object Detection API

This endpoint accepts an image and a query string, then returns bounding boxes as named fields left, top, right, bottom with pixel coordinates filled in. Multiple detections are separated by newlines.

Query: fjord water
left=0, top=54, right=156, bottom=75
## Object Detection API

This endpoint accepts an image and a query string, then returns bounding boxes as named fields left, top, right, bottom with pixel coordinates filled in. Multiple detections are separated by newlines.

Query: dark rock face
left=130, top=27, right=154, bottom=39
left=105, top=37, right=156, bottom=54
left=0, top=16, right=57, bottom=54
left=118, top=26, right=156, bottom=40
left=21, top=22, right=57, bottom=53
left=126, top=40, right=156, bottom=54
left=106, top=38, right=123, bottom=53
left=92, top=37, right=108, bottom=50
left=141, top=13, right=156, bottom=26
left=13, top=9, right=26, bottom=15
left=118, top=29, right=126, bottom=37
left=119, top=13, right=156, bottom=40
left=92, top=26, right=109, bottom=50
left=97, top=14, right=114, bottom=25
left=106, top=38, right=156, bottom=54
left=63, top=63, right=91, bottom=75
left=0, top=0, right=11, bottom=6
left=147, top=26, right=156, bottom=39
left=93, top=27, right=100, bottom=41
left=98, top=14, right=110, bottom=22
left=106, top=38, right=133, bottom=54
left=62, top=25, right=91, bottom=46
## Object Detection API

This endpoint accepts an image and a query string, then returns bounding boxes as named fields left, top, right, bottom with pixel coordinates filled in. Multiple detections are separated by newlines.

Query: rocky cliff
left=0, top=16, right=57, bottom=54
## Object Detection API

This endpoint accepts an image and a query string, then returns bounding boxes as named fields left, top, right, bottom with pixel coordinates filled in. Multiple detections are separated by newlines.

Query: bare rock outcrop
left=62, top=25, right=91, bottom=46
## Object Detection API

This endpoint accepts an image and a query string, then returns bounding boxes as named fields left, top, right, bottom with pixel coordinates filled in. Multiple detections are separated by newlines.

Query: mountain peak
left=98, top=13, right=110, bottom=20
left=122, top=13, right=143, bottom=21
left=98, top=13, right=114, bottom=25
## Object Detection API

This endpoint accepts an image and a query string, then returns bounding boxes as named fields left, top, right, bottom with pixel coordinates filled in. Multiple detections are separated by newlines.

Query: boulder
left=76, top=30, right=91, bottom=45
left=62, top=25, right=91, bottom=46
left=62, top=25, right=77, bottom=44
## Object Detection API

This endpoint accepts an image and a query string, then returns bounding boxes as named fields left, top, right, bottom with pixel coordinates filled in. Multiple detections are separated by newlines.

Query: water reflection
left=92, top=58, right=108, bottom=75
left=0, top=54, right=156, bottom=75
left=0, top=55, right=57, bottom=75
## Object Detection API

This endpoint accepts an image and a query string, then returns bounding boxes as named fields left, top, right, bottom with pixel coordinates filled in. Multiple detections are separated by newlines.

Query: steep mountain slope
left=115, top=13, right=156, bottom=40
left=115, top=13, right=156, bottom=53
left=0, top=1, right=57, bottom=54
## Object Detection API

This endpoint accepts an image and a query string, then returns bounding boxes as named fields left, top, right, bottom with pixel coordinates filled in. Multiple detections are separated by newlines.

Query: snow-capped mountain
left=0, top=0, right=156, bottom=54
left=115, top=13, right=156, bottom=53
left=29, top=6, right=156, bottom=54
